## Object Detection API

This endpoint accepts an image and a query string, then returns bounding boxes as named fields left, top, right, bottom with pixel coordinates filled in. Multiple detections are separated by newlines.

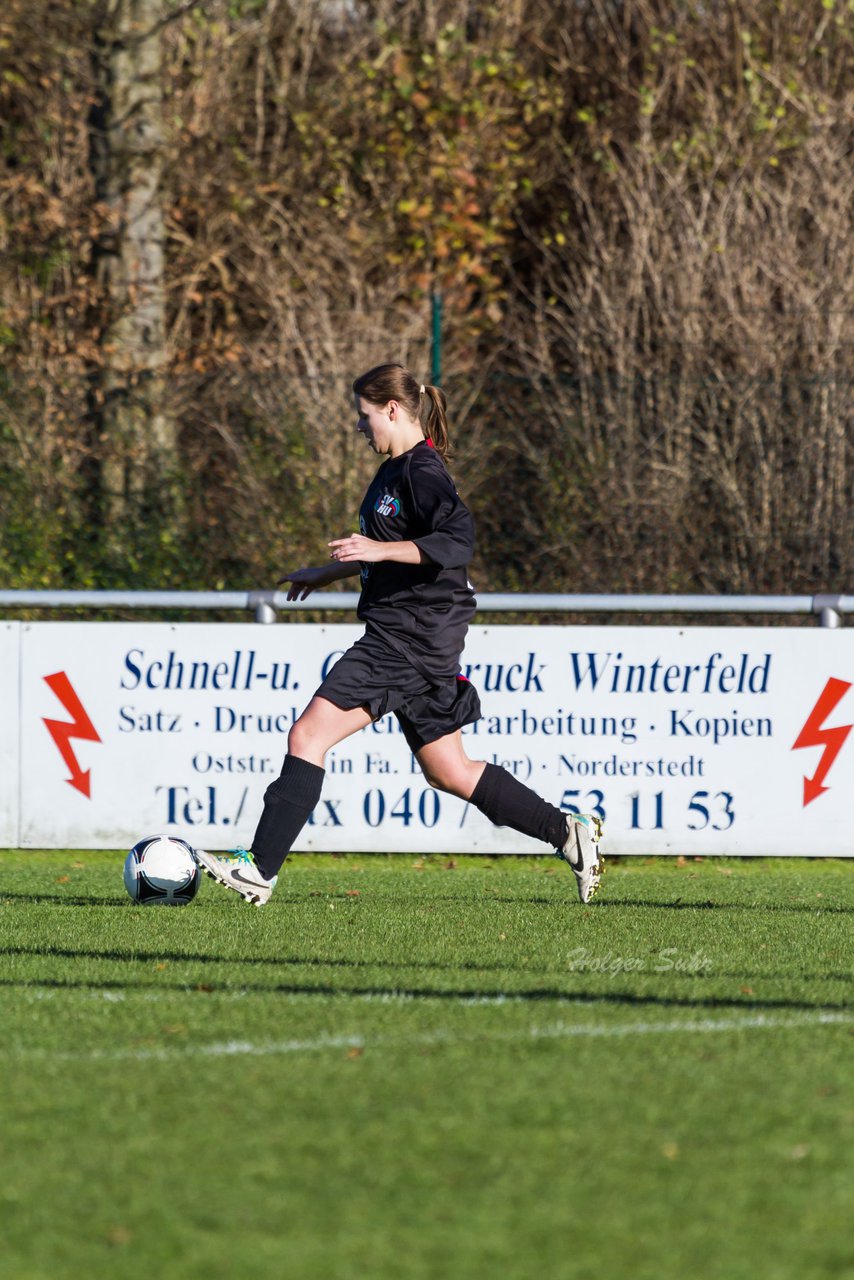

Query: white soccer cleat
left=557, top=814, right=604, bottom=903
left=193, top=847, right=277, bottom=906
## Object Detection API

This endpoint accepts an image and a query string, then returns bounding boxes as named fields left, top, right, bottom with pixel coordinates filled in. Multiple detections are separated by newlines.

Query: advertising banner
left=0, top=623, right=21, bottom=846
left=13, top=622, right=854, bottom=855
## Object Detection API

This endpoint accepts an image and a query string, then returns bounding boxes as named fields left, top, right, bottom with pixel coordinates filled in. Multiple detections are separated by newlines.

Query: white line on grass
left=3, top=1009, right=849, bottom=1064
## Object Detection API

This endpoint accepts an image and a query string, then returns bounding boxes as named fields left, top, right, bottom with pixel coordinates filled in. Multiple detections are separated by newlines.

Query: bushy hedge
left=0, top=0, right=851, bottom=592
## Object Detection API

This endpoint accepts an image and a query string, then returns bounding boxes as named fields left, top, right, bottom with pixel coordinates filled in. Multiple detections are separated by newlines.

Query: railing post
left=812, top=594, right=842, bottom=629
left=248, top=591, right=277, bottom=624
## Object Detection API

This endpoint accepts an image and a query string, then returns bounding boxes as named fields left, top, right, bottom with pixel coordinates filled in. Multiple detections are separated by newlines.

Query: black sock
left=470, top=762, right=567, bottom=850
left=250, top=755, right=325, bottom=879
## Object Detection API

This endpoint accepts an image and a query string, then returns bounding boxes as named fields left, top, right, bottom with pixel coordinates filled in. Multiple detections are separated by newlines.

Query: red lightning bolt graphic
left=42, top=672, right=102, bottom=798
left=791, top=677, right=852, bottom=806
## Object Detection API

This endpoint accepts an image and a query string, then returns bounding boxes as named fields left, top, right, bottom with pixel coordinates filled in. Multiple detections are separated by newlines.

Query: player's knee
left=420, top=762, right=472, bottom=799
left=419, top=762, right=445, bottom=792
left=287, top=718, right=312, bottom=758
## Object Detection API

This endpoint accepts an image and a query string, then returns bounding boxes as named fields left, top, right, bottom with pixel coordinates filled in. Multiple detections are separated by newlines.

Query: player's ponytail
left=419, top=383, right=451, bottom=462
left=352, top=363, right=452, bottom=462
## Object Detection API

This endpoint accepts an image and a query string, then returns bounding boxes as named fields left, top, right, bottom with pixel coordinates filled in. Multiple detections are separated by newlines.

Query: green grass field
left=2, top=851, right=852, bottom=1280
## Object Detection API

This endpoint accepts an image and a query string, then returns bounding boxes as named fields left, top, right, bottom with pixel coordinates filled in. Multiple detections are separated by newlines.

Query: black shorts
left=314, top=629, right=482, bottom=754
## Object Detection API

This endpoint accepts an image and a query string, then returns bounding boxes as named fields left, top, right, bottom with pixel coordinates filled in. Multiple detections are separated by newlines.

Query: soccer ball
left=123, top=835, right=201, bottom=906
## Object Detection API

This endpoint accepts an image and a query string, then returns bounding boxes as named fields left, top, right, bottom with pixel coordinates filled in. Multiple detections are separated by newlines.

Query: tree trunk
left=89, top=0, right=176, bottom=544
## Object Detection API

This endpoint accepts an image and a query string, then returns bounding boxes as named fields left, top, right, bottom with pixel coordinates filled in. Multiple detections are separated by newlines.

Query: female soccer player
left=196, top=364, right=603, bottom=904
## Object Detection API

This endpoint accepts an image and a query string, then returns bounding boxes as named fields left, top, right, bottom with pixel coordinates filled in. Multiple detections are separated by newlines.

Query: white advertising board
left=13, top=622, right=854, bottom=854
left=0, top=623, right=21, bottom=846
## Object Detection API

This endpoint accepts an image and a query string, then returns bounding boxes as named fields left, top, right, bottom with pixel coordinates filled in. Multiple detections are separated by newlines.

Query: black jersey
left=357, top=439, right=476, bottom=681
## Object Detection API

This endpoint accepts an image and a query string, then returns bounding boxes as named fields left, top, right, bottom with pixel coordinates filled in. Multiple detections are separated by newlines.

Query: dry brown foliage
left=0, top=0, right=851, bottom=592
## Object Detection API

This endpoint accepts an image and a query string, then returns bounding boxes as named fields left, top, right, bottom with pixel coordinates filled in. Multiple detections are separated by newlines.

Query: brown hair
left=352, top=363, right=451, bottom=461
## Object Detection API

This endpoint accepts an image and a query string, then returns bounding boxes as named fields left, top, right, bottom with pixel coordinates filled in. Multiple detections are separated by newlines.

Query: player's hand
left=328, top=534, right=383, bottom=563
left=277, top=565, right=334, bottom=601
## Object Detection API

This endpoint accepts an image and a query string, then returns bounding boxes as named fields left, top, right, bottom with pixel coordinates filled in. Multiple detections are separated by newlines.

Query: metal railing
left=0, top=590, right=849, bottom=626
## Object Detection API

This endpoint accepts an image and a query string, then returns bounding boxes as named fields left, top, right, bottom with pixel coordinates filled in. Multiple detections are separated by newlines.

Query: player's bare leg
left=287, top=697, right=373, bottom=765
left=415, top=731, right=486, bottom=799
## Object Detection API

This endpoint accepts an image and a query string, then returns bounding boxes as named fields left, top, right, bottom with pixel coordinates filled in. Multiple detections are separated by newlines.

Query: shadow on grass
left=1, top=948, right=851, bottom=1015
left=2, top=892, right=126, bottom=907
left=0, top=976, right=848, bottom=1015
left=3, top=888, right=853, bottom=914
left=592, top=898, right=854, bottom=914
left=1, top=943, right=851, bottom=987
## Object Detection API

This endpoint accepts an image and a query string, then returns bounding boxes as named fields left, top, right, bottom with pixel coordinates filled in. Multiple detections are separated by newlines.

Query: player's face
left=355, top=396, right=393, bottom=454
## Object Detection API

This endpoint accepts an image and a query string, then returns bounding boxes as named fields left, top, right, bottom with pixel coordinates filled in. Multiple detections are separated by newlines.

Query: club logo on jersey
left=375, top=494, right=400, bottom=517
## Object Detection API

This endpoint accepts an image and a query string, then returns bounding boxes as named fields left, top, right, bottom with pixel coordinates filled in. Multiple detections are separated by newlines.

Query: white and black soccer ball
left=123, top=835, right=201, bottom=906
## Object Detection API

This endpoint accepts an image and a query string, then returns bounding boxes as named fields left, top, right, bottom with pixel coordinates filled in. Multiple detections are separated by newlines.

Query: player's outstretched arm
left=328, top=535, right=432, bottom=565
left=277, top=561, right=360, bottom=601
